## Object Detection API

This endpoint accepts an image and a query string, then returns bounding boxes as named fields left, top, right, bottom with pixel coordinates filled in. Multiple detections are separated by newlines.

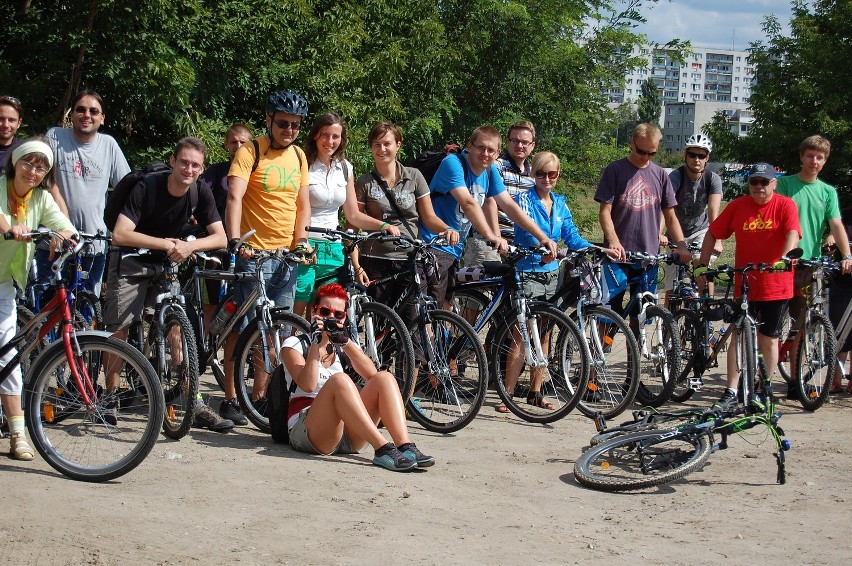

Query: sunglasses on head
left=273, top=119, right=301, bottom=130
left=634, top=148, right=657, bottom=157
left=748, top=177, right=772, bottom=186
left=314, top=305, right=346, bottom=320
left=686, top=151, right=709, bottom=160
left=535, top=170, right=559, bottom=180
left=74, top=105, right=102, bottom=116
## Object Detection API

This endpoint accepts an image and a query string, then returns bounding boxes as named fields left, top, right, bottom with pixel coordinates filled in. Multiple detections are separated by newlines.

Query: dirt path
left=3, top=377, right=852, bottom=565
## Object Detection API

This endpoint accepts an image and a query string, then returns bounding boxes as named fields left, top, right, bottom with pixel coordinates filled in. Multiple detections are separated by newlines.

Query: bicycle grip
left=306, top=226, right=331, bottom=234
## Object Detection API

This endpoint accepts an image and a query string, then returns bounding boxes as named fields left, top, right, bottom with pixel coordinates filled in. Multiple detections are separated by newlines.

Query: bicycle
left=451, top=244, right=588, bottom=423
left=183, top=231, right=311, bottom=432
left=2, top=229, right=164, bottom=482
left=573, top=353, right=791, bottom=491
left=363, top=234, right=488, bottom=433
left=120, top=247, right=200, bottom=440
left=548, top=247, right=642, bottom=419
left=776, top=256, right=838, bottom=410
left=602, top=252, right=682, bottom=408
left=304, top=226, right=415, bottom=401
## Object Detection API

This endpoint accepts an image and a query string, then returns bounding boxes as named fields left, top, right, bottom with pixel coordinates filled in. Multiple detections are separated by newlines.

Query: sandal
left=527, top=391, right=555, bottom=410
left=10, top=433, right=34, bottom=461
left=494, top=402, right=511, bottom=414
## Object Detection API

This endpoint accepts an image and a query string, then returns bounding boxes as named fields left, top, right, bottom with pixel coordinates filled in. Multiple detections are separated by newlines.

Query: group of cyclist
left=2, top=86, right=849, bottom=470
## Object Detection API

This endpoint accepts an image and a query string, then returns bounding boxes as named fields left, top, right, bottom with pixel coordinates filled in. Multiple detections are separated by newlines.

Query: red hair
left=313, top=282, right=349, bottom=304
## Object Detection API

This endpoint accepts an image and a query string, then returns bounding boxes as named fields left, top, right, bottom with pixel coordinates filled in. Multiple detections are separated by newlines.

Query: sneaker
left=398, top=442, right=435, bottom=468
left=372, top=443, right=417, bottom=472
left=785, top=386, right=800, bottom=401
left=219, top=398, right=248, bottom=426
left=101, top=399, right=118, bottom=426
left=712, top=389, right=738, bottom=412
left=193, top=403, right=235, bottom=432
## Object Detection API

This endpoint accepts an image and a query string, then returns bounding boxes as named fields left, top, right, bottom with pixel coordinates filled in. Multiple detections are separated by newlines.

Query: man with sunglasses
left=662, top=134, right=723, bottom=304
left=595, top=123, right=690, bottom=320
left=0, top=96, right=24, bottom=167
left=463, top=120, right=538, bottom=266
left=43, top=90, right=131, bottom=296
left=219, top=90, right=311, bottom=425
left=696, top=162, right=801, bottom=412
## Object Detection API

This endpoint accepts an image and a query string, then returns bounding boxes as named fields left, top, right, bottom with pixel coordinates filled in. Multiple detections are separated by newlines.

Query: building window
left=666, top=135, right=673, bottom=142
left=682, top=72, right=688, bottom=78
left=736, top=56, right=741, bottom=61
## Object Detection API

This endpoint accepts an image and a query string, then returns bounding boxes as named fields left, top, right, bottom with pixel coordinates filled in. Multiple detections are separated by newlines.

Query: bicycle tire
left=794, top=310, right=836, bottom=411
left=777, top=312, right=793, bottom=383
left=574, top=428, right=712, bottom=491
left=574, top=306, right=641, bottom=419
left=74, top=291, right=103, bottom=331
left=406, top=309, right=488, bottom=434
left=351, top=301, right=416, bottom=402
left=735, top=317, right=757, bottom=398
left=24, top=333, right=164, bottom=482
left=153, top=309, right=199, bottom=440
left=634, top=305, right=679, bottom=408
left=492, top=304, right=588, bottom=423
left=234, top=310, right=311, bottom=432
left=670, top=309, right=701, bottom=402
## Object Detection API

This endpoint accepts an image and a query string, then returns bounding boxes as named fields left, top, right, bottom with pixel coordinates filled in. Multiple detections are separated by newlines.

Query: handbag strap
left=369, top=171, right=418, bottom=240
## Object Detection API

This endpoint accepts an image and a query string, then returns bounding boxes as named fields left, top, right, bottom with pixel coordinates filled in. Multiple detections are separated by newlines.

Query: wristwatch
left=844, top=254, right=852, bottom=260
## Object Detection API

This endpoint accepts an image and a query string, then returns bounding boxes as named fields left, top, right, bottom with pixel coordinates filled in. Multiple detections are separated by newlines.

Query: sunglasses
left=535, top=170, right=559, bottom=180
left=748, top=177, right=772, bottom=186
left=634, top=148, right=657, bottom=157
left=273, top=119, right=301, bottom=130
left=314, top=305, right=347, bottom=320
left=686, top=151, right=709, bottom=160
left=74, top=105, right=102, bottom=116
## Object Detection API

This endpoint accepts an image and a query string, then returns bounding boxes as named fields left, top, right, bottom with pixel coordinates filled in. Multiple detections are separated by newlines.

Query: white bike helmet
left=685, top=134, right=713, bottom=153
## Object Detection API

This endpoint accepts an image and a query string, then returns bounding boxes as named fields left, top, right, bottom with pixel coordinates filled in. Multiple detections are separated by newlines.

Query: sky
left=632, top=0, right=794, bottom=51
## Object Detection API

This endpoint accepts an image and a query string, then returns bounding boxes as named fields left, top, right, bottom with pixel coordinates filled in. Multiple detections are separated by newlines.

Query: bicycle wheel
left=406, top=309, right=488, bottom=434
left=672, top=308, right=709, bottom=402
left=734, top=317, right=757, bottom=398
left=794, top=310, right=836, bottom=411
left=453, top=287, right=503, bottom=368
left=588, top=409, right=705, bottom=446
left=492, top=304, right=588, bottom=423
left=574, top=429, right=712, bottom=491
left=634, top=305, right=679, bottom=408
left=24, top=333, right=164, bottom=482
left=575, top=306, right=641, bottom=419
left=234, top=310, right=311, bottom=432
left=777, top=311, right=794, bottom=383
left=153, top=309, right=199, bottom=440
left=351, top=301, right=415, bottom=401
left=74, top=291, right=103, bottom=330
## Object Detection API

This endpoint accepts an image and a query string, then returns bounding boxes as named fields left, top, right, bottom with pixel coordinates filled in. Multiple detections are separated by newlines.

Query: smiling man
left=0, top=95, right=23, bottom=167
left=696, top=162, right=801, bottom=412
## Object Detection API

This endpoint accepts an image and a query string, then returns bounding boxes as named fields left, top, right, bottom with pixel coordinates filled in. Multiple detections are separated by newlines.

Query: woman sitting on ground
left=281, top=282, right=434, bottom=472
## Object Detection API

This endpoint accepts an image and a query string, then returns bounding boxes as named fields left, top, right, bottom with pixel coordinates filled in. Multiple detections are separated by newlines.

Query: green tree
left=637, top=79, right=661, bottom=125
left=745, top=0, right=852, bottom=192
left=701, top=110, right=740, bottom=163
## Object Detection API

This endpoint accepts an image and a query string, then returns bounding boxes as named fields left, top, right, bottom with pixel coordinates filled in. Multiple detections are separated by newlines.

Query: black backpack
left=406, top=143, right=462, bottom=186
left=267, top=334, right=351, bottom=445
left=103, top=162, right=199, bottom=231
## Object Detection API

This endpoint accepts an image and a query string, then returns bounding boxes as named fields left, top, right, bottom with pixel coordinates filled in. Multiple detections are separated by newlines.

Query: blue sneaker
left=398, top=442, right=435, bottom=468
left=373, top=443, right=417, bottom=472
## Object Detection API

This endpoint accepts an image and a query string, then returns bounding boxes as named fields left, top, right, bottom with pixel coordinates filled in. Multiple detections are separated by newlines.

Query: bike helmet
left=685, top=133, right=713, bottom=153
left=265, top=90, right=308, bottom=117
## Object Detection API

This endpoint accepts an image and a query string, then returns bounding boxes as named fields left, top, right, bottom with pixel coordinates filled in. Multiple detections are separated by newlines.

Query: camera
left=323, top=318, right=343, bottom=333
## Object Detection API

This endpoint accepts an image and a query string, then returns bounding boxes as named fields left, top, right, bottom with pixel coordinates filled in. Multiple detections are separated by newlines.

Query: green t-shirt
left=776, top=174, right=839, bottom=259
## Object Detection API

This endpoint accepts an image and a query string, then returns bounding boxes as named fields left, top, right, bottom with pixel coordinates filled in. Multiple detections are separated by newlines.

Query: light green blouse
left=1, top=176, right=77, bottom=287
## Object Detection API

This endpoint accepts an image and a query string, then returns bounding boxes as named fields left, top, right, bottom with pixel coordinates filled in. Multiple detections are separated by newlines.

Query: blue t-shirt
left=421, top=150, right=506, bottom=259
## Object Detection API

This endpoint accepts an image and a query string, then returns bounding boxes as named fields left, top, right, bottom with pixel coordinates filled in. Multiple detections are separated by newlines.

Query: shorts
left=662, top=229, right=716, bottom=291
left=425, top=249, right=459, bottom=306
left=462, top=234, right=500, bottom=267
left=829, top=275, right=852, bottom=352
left=103, top=252, right=167, bottom=331
left=288, top=406, right=364, bottom=455
left=748, top=299, right=789, bottom=338
left=521, top=270, right=559, bottom=300
left=233, top=254, right=297, bottom=333
left=294, top=239, right=344, bottom=303
left=0, top=282, right=22, bottom=395
left=787, top=265, right=815, bottom=324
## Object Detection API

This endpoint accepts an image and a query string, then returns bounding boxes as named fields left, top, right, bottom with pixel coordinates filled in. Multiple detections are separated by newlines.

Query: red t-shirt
left=709, top=194, right=801, bottom=301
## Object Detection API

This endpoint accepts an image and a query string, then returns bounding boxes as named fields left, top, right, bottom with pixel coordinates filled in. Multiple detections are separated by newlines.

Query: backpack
left=406, top=143, right=462, bottom=186
left=267, top=334, right=351, bottom=444
left=103, top=162, right=199, bottom=231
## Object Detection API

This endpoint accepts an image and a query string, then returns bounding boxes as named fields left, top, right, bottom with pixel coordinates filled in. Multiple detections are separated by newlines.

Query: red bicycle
left=2, top=229, right=164, bottom=482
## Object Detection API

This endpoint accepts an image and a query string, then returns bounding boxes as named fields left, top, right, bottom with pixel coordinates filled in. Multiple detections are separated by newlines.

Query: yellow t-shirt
left=228, top=137, right=309, bottom=250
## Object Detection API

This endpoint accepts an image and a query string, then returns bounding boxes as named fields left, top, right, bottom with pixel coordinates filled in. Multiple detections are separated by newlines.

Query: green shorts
left=295, top=239, right=345, bottom=302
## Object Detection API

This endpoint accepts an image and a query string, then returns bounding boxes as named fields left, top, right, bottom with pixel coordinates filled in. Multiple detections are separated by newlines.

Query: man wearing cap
left=695, top=162, right=801, bottom=412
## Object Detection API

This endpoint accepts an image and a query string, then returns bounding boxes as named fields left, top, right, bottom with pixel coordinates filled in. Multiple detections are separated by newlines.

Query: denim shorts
left=233, top=255, right=297, bottom=333
left=288, top=406, right=363, bottom=455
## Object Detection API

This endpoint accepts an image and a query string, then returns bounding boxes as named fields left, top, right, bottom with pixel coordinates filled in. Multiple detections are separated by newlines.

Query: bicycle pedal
left=688, top=377, right=703, bottom=391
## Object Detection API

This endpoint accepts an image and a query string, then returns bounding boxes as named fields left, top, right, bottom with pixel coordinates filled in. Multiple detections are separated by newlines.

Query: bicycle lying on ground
left=2, top=229, right=163, bottom=482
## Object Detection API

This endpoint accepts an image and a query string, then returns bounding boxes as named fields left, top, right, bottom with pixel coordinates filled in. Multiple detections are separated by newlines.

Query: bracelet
left=379, top=222, right=389, bottom=230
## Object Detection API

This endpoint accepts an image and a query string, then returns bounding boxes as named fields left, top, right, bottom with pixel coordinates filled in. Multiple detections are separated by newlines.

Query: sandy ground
left=3, top=370, right=852, bottom=566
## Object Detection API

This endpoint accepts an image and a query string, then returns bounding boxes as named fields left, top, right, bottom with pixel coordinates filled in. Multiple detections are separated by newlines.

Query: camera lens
left=324, top=318, right=341, bottom=332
